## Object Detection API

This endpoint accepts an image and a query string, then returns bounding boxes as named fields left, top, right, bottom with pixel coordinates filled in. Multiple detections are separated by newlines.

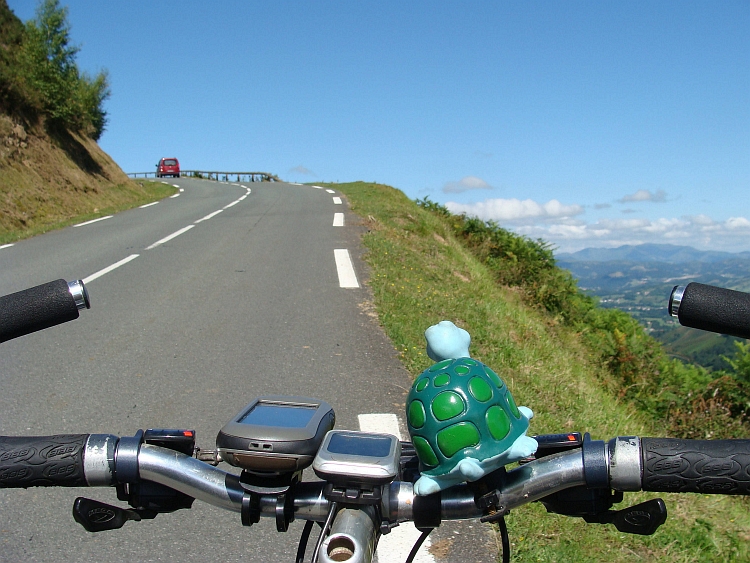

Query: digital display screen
left=238, top=402, right=317, bottom=428
left=327, top=433, right=392, bottom=458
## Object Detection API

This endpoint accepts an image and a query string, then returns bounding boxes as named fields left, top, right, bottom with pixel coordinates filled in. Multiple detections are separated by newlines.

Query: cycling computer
left=216, top=396, right=335, bottom=474
left=312, top=430, right=400, bottom=487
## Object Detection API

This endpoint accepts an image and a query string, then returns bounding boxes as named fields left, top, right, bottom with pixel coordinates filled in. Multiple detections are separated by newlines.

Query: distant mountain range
left=557, top=243, right=750, bottom=264
left=556, top=243, right=750, bottom=370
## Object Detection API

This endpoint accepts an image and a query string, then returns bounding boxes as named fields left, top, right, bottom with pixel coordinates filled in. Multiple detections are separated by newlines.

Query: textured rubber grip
left=641, top=438, right=750, bottom=495
left=0, top=279, right=79, bottom=343
left=675, top=282, right=750, bottom=339
left=0, top=435, right=89, bottom=488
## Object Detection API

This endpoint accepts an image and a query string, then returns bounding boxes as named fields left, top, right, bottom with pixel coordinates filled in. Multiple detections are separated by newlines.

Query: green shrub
left=6, top=0, right=109, bottom=138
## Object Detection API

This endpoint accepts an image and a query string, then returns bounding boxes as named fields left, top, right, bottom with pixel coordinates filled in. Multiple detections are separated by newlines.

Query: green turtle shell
left=406, top=357, right=529, bottom=476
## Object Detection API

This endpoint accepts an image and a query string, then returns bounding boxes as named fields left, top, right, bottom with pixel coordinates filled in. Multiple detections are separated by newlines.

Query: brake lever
left=73, top=497, right=156, bottom=532
left=583, top=498, right=667, bottom=536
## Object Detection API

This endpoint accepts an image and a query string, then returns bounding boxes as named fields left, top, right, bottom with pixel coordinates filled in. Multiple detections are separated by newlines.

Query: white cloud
left=442, top=176, right=493, bottom=193
left=618, top=189, right=667, bottom=203
left=441, top=196, right=750, bottom=252
left=289, top=165, right=315, bottom=176
left=445, top=198, right=584, bottom=223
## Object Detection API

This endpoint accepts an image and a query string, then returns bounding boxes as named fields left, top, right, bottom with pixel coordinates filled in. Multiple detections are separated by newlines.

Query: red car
left=156, top=157, right=180, bottom=178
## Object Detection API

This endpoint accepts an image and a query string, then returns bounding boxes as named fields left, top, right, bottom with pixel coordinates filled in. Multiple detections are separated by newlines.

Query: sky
left=7, top=1, right=749, bottom=253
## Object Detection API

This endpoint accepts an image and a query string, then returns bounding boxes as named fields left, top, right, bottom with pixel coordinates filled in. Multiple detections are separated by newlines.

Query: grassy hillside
left=333, top=181, right=750, bottom=563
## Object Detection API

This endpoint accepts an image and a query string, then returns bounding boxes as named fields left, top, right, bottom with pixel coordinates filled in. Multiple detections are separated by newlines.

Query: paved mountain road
left=0, top=180, right=496, bottom=562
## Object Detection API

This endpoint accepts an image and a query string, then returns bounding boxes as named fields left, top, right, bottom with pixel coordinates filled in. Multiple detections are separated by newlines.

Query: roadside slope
left=334, top=181, right=750, bottom=563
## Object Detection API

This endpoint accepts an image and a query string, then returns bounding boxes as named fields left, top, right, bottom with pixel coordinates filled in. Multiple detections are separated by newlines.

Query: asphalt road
left=0, top=180, right=496, bottom=562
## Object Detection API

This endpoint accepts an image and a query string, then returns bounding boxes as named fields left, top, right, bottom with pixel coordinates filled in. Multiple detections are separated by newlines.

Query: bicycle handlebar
left=0, top=279, right=90, bottom=343
left=670, top=282, right=750, bottom=339
left=2, top=433, right=749, bottom=516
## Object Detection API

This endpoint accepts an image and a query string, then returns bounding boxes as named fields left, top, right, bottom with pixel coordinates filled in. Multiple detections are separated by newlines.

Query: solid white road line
left=0, top=244, right=14, bottom=250
left=333, top=213, right=344, bottom=227
left=195, top=210, right=224, bottom=223
left=333, top=197, right=342, bottom=205
left=73, top=216, right=112, bottom=228
left=224, top=200, right=240, bottom=209
left=139, top=202, right=159, bottom=209
left=334, top=249, right=359, bottom=288
left=82, top=254, right=139, bottom=284
left=145, top=225, right=195, bottom=250
left=358, top=414, right=435, bottom=563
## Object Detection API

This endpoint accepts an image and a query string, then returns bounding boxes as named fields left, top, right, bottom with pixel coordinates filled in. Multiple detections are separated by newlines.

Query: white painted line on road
left=312, top=185, right=323, bottom=189
left=224, top=200, right=239, bottom=209
left=179, top=188, right=184, bottom=192
left=145, top=225, right=195, bottom=250
left=74, top=216, right=113, bottom=227
left=161, top=181, right=169, bottom=184
left=333, top=213, right=344, bottom=227
left=0, top=244, right=14, bottom=250
left=332, top=197, right=343, bottom=205
left=172, top=184, right=180, bottom=188
left=139, top=201, right=159, bottom=209
left=326, top=189, right=336, bottom=194
left=83, top=254, right=139, bottom=284
left=358, top=414, right=435, bottom=563
left=170, top=193, right=180, bottom=199
left=239, top=194, right=247, bottom=201
left=241, top=185, right=247, bottom=189
left=290, top=182, right=302, bottom=186
left=195, top=209, right=224, bottom=223
left=334, top=249, right=359, bottom=288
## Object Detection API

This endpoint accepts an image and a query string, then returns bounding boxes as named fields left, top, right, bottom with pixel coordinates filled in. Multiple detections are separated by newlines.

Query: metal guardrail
left=127, top=171, right=280, bottom=182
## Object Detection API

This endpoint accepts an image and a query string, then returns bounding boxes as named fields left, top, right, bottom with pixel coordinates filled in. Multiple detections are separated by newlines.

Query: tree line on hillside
left=0, top=0, right=109, bottom=140
left=417, top=198, right=750, bottom=440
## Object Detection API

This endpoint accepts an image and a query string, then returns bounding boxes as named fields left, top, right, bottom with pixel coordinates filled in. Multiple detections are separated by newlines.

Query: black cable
left=498, top=516, right=510, bottom=563
left=310, top=501, right=338, bottom=563
left=295, top=520, right=315, bottom=563
left=405, top=528, right=433, bottom=563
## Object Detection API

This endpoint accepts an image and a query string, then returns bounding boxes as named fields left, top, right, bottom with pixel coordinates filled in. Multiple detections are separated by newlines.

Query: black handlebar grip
left=0, top=279, right=84, bottom=343
left=641, top=437, right=750, bottom=495
left=0, top=435, right=89, bottom=488
left=670, top=282, right=750, bottom=339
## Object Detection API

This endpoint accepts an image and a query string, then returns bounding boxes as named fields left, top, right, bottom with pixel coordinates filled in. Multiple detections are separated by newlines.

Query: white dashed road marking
left=195, top=210, right=224, bottom=224
left=334, top=249, right=359, bottom=288
left=333, top=197, right=342, bottom=205
left=333, top=213, right=344, bottom=227
left=82, top=254, right=139, bottom=284
left=139, top=202, right=159, bottom=209
left=145, top=225, right=195, bottom=250
left=0, top=244, right=14, bottom=250
left=74, top=216, right=112, bottom=227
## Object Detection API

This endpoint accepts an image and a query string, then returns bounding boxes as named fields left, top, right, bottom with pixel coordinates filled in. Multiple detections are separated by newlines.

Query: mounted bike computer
left=216, top=396, right=334, bottom=475
left=313, top=430, right=400, bottom=487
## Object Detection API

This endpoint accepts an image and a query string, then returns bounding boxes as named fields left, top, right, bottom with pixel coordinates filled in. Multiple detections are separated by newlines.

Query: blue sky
left=8, top=1, right=749, bottom=253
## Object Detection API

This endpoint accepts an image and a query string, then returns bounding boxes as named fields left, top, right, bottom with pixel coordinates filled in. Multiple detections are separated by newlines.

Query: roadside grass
left=332, top=181, right=750, bottom=563
left=0, top=179, right=176, bottom=244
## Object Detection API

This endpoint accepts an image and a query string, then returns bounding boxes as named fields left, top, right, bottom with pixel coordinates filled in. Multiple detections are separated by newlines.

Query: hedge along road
left=0, top=179, right=496, bottom=563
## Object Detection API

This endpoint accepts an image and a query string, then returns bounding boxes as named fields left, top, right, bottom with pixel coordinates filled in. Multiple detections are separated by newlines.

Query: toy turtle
left=406, top=321, right=537, bottom=496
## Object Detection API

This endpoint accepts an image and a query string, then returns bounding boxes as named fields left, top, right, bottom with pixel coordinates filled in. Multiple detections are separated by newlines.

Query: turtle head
left=425, top=321, right=471, bottom=361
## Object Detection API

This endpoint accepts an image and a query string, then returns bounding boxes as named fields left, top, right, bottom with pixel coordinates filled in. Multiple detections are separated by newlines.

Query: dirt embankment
left=0, top=111, right=146, bottom=241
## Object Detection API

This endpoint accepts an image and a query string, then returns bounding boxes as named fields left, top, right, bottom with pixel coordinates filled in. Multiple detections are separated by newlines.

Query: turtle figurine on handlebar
left=406, top=321, right=538, bottom=496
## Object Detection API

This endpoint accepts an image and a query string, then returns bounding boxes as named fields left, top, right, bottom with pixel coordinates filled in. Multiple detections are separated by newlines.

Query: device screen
left=327, top=433, right=393, bottom=458
left=238, top=402, right=318, bottom=428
